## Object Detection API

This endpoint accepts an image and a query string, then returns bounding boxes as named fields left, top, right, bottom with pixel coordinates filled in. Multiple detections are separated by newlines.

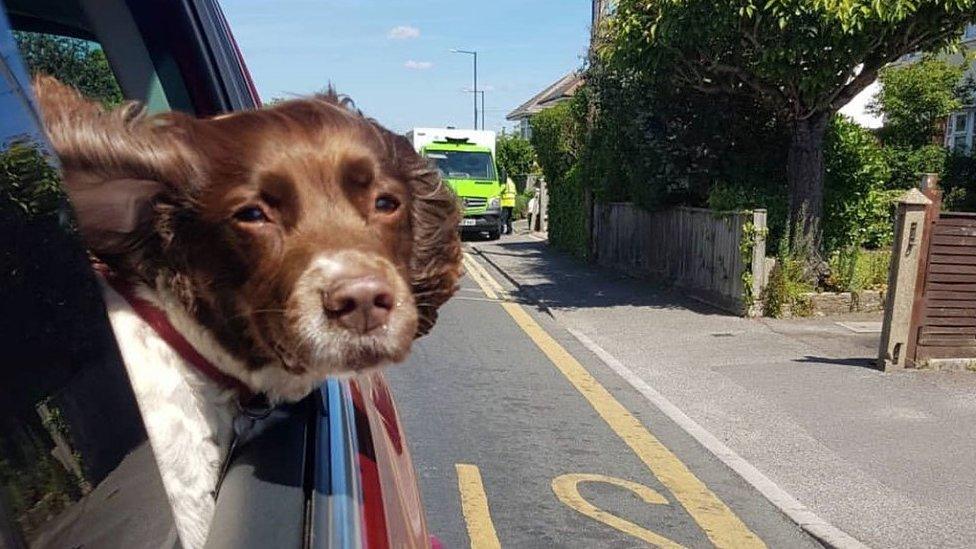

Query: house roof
left=505, top=72, right=583, bottom=121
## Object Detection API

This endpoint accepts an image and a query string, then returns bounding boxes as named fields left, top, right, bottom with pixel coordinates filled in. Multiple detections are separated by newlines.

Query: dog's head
left=35, top=76, right=461, bottom=400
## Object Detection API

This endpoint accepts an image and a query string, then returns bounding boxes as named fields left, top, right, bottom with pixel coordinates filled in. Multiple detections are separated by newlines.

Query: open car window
left=0, top=6, right=180, bottom=548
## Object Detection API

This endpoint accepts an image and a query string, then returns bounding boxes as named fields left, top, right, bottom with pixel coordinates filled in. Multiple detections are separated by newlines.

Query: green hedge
left=546, top=165, right=589, bottom=258
left=530, top=102, right=589, bottom=259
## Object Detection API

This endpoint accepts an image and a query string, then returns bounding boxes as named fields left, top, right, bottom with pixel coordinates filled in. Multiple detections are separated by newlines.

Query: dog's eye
left=375, top=195, right=400, bottom=213
left=234, top=206, right=268, bottom=223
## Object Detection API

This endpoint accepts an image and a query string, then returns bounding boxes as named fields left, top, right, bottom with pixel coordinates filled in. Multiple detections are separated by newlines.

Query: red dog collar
left=96, top=265, right=254, bottom=398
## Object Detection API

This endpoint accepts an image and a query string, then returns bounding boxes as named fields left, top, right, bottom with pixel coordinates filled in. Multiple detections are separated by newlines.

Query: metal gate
left=907, top=211, right=976, bottom=366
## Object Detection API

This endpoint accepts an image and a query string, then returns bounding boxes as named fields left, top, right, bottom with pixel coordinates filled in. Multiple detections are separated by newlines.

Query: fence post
left=749, top=209, right=768, bottom=317
left=878, top=188, right=933, bottom=371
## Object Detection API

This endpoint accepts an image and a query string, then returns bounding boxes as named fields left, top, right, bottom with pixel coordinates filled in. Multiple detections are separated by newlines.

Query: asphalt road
left=386, top=247, right=821, bottom=549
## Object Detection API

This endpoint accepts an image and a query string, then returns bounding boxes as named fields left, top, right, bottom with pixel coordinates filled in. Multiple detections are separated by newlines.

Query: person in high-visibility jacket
left=500, top=177, right=517, bottom=235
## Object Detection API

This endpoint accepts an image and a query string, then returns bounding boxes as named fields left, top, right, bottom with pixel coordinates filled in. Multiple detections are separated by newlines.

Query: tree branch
left=707, top=62, right=790, bottom=106
left=821, top=19, right=945, bottom=116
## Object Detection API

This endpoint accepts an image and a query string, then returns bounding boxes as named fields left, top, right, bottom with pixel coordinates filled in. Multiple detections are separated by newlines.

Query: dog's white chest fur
left=100, top=281, right=239, bottom=549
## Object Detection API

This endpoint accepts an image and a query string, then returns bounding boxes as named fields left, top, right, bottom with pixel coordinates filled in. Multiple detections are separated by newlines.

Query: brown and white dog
left=34, top=76, right=461, bottom=547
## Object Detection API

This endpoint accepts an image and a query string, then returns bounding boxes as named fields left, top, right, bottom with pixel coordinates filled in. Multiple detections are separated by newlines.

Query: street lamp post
left=478, top=90, right=485, bottom=130
left=451, top=49, right=478, bottom=129
left=464, top=89, right=486, bottom=130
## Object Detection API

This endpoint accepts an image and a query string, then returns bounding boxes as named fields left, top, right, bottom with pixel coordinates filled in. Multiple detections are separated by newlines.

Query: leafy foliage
left=496, top=134, right=537, bottom=179
left=530, top=102, right=578, bottom=187
left=530, top=102, right=589, bottom=258
left=942, top=151, right=976, bottom=210
left=547, top=165, right=590, bottom=259
left=883, top=144, right=949, bottom=190
left=0, top=140, right=66, bottom=219
left=824, top=247, right=891, bottom=293
left=762, top=253, right=814, bottom=318
left=603, top=0, right=976, bottom=248
left=708, top=180, right=788, bottom=246
left=871, top=58, right=967, bottom=147
left=577, top=55, right=791, bottom=214
left=14, top=32, right=122, bottom=107
left=605, top=1, right=976, bottom=117
left=823, top=116, right=901, bottom=252
left=514, top=187, right=535, bottom=219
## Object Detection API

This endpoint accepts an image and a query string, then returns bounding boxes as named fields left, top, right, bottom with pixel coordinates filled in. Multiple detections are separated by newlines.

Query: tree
left=605, top=0, right=976, bottom=251
left=871, top=57, right=968, bottom=147
left=495, top=134, right=537, bottom=179
left=580, top=57, right=791, bottom=214
left=14, top=31, right=122, bottom=107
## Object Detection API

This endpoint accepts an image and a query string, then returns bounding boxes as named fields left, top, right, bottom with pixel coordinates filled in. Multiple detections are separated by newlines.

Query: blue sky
left=221, top=0, right=591, bottom=133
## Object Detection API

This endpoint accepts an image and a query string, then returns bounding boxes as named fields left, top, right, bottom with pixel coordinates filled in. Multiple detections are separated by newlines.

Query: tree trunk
left=787, top=114, right=829, bottom=255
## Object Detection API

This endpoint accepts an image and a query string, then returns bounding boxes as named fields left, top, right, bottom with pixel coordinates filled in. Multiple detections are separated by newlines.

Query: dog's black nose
left=324, top=276, right=394, bottom=333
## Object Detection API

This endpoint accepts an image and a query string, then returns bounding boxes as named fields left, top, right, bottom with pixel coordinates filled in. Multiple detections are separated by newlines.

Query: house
left=939, top=24, right=976, bottom=151
left=505, top=72, right=583, bottom=139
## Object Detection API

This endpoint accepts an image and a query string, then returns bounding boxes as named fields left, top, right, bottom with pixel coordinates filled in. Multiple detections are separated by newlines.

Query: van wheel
left=488, top=228, right=501, bottom=240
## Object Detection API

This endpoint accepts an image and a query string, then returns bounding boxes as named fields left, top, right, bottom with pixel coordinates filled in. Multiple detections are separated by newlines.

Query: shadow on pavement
left=473, top=238, right=731, bottom=317
left=793, top=355, right=881, bottom=370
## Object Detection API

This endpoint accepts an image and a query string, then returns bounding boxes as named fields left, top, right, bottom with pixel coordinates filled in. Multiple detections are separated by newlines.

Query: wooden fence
left=592, top=203, right=767, bottom=315
left=907, top=210, right=976, bottom=366
left=879, top=180, right=976, bottom=370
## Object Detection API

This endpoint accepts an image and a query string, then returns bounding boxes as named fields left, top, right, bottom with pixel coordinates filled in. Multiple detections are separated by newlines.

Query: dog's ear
left=382, top=132, right=462, bottom=337
left=32, top=75, right=204, bottom=257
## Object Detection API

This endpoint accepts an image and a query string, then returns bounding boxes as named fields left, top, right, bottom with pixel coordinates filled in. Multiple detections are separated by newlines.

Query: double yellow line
left=457, top=252, right=765, bottom=548
left=461, top=253, right=505, bottom=300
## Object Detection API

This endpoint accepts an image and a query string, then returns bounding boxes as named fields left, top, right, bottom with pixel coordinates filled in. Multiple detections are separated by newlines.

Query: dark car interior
left=0, top=1, right=314, bottom=547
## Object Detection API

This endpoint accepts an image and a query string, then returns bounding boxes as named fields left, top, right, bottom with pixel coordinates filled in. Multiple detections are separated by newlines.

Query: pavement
left=386, top=245, right=820, bottom=547
left=452, top=225, right=976, bottom=549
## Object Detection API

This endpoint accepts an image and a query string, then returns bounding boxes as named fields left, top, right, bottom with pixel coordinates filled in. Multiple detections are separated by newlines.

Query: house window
left=947, top=111, right=973, bottom=152
left=520, top=118, right=532, bottom=140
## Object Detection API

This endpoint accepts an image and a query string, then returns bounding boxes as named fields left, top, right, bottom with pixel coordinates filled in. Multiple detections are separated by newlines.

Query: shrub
left=883, top=144, right=948, bottom=190
left=823, top=116, right=898, bottom=253
left=708, top=181, right=788, bottom=245
left=514, top=189, right=534, bottom=219
left=762, top=254, right=814, bottom=318
left=825, top=247, right=892, bottom=293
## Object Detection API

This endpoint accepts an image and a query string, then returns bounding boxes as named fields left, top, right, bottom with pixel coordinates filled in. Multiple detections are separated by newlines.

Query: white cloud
left=388, top=25, right=420, bottom=39
left=404, top=60, right=433, bottom=70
